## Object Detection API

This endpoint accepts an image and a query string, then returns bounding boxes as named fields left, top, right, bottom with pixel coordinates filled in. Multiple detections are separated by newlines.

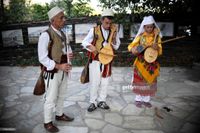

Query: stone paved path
left=0, top=65, right=200, bottom=133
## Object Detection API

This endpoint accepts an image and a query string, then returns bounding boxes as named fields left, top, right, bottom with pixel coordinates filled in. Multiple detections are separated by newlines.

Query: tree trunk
left=0, top=0, right=4, bottom=23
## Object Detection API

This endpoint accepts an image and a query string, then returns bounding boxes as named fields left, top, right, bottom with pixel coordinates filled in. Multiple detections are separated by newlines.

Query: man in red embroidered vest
left=82, top=9, right=121, bottom=112
left=38, top=6, right=74, bottom=132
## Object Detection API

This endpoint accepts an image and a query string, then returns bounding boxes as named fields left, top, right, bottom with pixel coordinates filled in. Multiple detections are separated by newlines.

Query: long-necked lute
left=98, top=24, right=117, bottom=65
left=144, top=36, right=186, bottom=63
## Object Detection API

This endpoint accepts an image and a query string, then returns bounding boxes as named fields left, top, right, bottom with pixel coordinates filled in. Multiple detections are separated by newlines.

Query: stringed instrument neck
left=98, top=24, right=117, bottom=65
left=107, top=24, right=117, bottom=46
left=161, top=36, right=186, bottom=44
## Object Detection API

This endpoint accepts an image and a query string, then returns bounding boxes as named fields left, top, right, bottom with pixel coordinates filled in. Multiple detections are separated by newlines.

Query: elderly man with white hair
left=38, top=6, right=74, bottom=132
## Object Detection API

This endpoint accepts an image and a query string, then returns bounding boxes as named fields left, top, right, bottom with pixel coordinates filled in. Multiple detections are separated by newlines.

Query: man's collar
left=51, top=25, right=61, bottom=32
left=101, top=25, right=109, bottom=31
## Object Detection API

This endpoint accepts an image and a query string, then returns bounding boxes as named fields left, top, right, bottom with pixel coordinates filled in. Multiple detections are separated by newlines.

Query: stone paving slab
left=0, top=66, right=200, bottom=133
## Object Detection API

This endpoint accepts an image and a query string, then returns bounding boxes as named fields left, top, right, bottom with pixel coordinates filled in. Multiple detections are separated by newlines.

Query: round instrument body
left=144, top=47, right=158, bottom=63
left=98, top=45, right=114, bottom=65
left=98, top=24, right=117, bottom=65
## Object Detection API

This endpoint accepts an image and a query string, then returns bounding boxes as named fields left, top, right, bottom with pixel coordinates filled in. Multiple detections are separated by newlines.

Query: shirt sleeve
left=112, top=31, right=121, bottom=50
left=127, top=36, right=140, bottom=51
left=81, top=28, right=94, bottom=51
left=38, top=32, right=56, bottom=71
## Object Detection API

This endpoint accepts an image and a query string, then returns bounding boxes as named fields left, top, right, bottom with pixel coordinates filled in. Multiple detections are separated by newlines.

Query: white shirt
left=81, top=25, right=120, bottom=51
left=38, top=25, right=70, bottom=71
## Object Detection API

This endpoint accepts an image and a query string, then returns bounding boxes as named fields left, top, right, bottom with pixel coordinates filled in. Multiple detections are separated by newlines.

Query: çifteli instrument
left=143, top=30, right=160, bottom=63
left=98, top=48, right=117, bottom=57
left=135, top=28, right=160, bottom=54
left=98, top=25, right=117, bottom=65
left=144, top=36, right=186, bottom=63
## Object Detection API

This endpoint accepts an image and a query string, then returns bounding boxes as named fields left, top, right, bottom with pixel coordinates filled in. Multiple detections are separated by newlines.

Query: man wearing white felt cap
left=38, top=6, right=74, bottom=132
left=48, top=6, right=64, bottom=21
left=81, top=8, right=121, bottom=112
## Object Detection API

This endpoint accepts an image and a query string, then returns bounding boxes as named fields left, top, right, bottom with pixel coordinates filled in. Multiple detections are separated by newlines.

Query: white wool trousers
left=43, top=70, right=68, bottom=123
left=89, top=60, right=110, bottom=105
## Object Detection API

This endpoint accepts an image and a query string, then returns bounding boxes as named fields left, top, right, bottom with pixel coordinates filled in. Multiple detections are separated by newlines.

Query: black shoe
left=97, top=101, right=110, bottom=110
left=87, top=103, right=97, bottom=112
left=44, top=121, right=59, bottom=132
left=55, top=114, right=74, bottom=122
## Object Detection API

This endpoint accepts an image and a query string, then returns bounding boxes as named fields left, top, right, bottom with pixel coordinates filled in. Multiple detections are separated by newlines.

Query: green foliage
left=99, top=0, right=140, bottom=13
left=99, top=0, right=192, bottom=15
left=50, top=0, right=94, bottom=17
left=30, top=3, right=50, bottom=21
left=140, top=0, right=192, bottom=14
left=3, top=0, right=94, bottom=23
left=71, top=1, right=94, bottom=17
left=2, top=0, right=193, bottom=24
left=4, top=0, right=30, bottom=23
left=15, top=55, right=40, bottom=66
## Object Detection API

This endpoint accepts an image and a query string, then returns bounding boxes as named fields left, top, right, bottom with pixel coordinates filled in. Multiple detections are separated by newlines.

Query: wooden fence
left=0, top=16, right=200, bottom=66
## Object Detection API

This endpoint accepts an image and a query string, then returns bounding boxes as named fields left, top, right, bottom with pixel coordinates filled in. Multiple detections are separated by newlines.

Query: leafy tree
left=4, top=0, right=31, bottom=23
left=71, top=0, right=94, bottom=17
left=3, top=0, right=94, bottom=23
left=98, top=0, right=140, bottom=13
left=99, top=0, right=193, bottom=15
left=0, top=0, right=4, bottom=23
left=50, top=0, right=94, bottom=17
left=30, top=3, right=50, bottom=21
